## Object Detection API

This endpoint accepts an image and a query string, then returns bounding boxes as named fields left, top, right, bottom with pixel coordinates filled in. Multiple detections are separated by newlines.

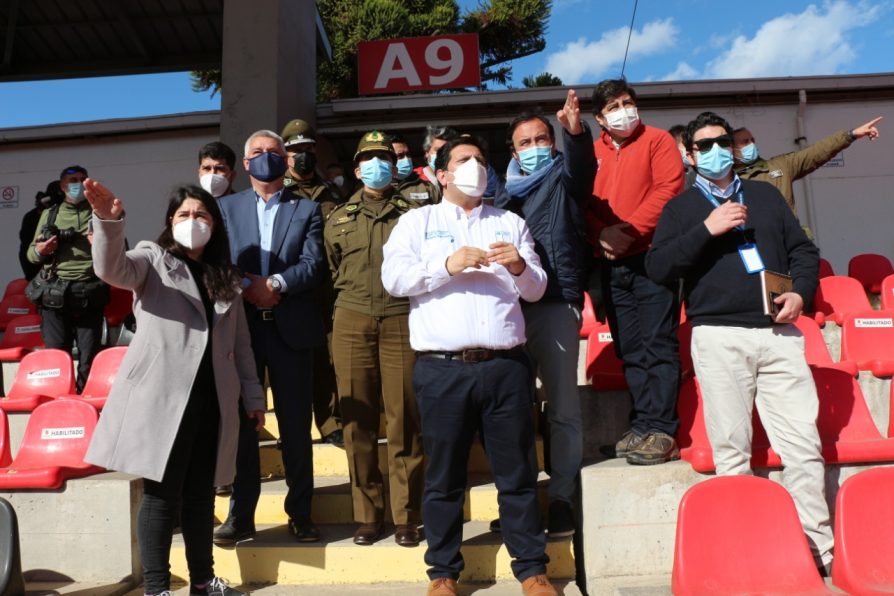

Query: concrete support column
left=220, top=0, right=316, bottom=187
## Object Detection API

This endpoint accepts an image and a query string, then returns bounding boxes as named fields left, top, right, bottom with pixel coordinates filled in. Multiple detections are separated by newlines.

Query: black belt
left=256, top=309, right=274, bottom=321
left=416, top=347, right=524, bottom=364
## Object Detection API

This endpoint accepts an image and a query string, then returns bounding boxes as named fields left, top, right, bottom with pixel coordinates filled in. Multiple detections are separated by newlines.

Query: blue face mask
left=359, top=157, right=393, bottom=189
left=517, top=146, right=553, bottom=174
left=67, top=182, right=86, bottom=203
left=696, top=144, right=734, bottom=180
left=428, top=153, right=437, bottom=172
left=738, top=142, right=759, bottom=165
left=396, top=157, right=413, bottom=180
left=248, top=151, right=287, bottom=182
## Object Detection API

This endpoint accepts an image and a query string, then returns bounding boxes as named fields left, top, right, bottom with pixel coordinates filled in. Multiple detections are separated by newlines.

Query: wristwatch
left=269, top=277, right=283, bottom=293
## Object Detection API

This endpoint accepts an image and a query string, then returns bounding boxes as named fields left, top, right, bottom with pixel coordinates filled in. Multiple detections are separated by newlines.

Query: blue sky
left=1, top=0, right=891, bottom=128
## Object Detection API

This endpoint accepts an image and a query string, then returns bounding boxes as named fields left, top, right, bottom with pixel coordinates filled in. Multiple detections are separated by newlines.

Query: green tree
left=522, top=72, right=562, bottom=88
left=190, top=0, right=551, bottom=101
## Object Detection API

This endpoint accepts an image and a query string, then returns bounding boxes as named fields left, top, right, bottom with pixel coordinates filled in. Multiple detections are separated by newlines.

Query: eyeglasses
left=693, top=135, right=733, bottom=153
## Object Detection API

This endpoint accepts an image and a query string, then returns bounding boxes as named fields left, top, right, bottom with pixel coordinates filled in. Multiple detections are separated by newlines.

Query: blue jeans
left=602, top=253, right=680, bottom=436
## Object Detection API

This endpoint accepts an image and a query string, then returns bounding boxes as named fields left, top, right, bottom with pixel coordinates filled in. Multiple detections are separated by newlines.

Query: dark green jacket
left=27, top=200, right=96, bottom=281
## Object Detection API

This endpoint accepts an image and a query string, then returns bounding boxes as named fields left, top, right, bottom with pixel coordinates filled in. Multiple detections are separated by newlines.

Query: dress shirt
left=381, top=199, right=547, bottom=351
left=694, top=172, right=742, bottom=201
left=254, top=189, right=287, bottom=291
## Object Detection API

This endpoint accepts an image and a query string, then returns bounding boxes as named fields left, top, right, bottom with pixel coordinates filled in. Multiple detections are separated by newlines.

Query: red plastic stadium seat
left=103, top=286, right=133, bottom=328
left=881, top=274, right=894, bottom=311
left=792, top=315, right=858, bottom=376
left=832, top=467, right=894, bottom=594
left=0, top=295, right=37, bottom=332
left=818, top=258, right=835, bottom=279
left=812, top=276, right=872, bottom=326
left=673, top=476, right=833, bottom=596
left=0, top=400, right=102, bottom=489
left=0, top=315, right=44, bottom=362
left=677, top=367, right=894, bottom=473
left=1, top=279, right=28, bottom=300
left=0, top=349, right=75, bottom=413
left=0, top=411, right=12, bottom=468
left=579, top=291, right=597, bottom=339
left=585, top=323, right=626, bottom=391
left=57, top=346, right=126, bottom=409
left=848, top=253, right=894, bottom=295
left=840, top=310, right=894, bottom=377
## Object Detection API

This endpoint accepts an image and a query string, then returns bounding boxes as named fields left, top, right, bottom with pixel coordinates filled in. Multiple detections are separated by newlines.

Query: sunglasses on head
left=693, top=135, right=733, bottom=153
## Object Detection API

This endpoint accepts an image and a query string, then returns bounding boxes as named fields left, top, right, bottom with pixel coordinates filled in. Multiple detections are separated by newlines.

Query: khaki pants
left=691, top=324, right=833, bottom=566
left=331, top=307, right=423, bottom=524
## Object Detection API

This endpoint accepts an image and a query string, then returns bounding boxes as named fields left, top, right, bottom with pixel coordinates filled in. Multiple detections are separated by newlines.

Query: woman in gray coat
left=83, top=180, right=266, bottom=596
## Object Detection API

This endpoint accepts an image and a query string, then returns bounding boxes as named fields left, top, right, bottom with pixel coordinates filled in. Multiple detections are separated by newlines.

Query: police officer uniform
left=324, top=132, right=423, bottom=546
left=281, top=118, right=345, bottom=444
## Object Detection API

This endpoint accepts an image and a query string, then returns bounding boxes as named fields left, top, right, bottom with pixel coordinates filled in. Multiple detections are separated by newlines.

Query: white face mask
left=603, top=106, right=640, bottom=137
left=332, top=175, right=345, bottom=187
left=450, top=158, right=487, bottom=198
left=173, top=218, right=212, bottom=251
left=199, top=173, right=230, bottom=198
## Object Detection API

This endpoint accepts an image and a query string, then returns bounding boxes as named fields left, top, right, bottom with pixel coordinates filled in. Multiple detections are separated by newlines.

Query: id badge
left=739, top=243, right=765, bottom=273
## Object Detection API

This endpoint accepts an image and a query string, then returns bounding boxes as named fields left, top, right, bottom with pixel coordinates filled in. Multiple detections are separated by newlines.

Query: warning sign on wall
left=0, top=186, right=19, bottom=209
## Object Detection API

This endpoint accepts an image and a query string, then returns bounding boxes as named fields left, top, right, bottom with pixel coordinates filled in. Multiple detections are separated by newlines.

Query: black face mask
left=291, top=152, right=317, bottom=176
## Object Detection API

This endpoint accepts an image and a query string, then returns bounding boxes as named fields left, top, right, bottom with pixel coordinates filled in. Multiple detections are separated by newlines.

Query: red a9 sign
left=357, top=34, right=481, bottom=95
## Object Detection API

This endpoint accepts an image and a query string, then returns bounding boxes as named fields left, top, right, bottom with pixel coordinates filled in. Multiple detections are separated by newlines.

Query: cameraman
left=27, top=165, right=109, bottom=391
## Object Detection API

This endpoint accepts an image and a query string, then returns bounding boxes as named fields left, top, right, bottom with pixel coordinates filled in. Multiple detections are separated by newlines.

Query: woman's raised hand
left=84, top=178, right=124, bottom=220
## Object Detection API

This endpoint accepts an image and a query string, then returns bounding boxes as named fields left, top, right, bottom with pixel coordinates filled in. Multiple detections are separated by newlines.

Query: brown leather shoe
left=394, top=523, right=421, bottom=547
left=427, top=578, right=457, bottom=595
left=521, top=574, right=558, bottom=596
left=352, top=522, right=382, bottom=545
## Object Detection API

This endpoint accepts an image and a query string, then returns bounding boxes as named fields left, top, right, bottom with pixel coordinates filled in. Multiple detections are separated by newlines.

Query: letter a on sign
left=358, top=34, right=481, bottom=95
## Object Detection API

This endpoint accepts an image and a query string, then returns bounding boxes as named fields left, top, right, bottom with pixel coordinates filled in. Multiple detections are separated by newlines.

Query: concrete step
left=170, top=521, right=575, bottom=586
left=259, top=437, right=545, bottom=479
left=214, top=474, right=552, bottom=525
left=124, top=579, right=586, bottom=595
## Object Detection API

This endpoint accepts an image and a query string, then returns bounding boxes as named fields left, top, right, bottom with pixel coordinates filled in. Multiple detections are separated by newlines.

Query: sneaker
left=608, top=429, right=646, bottom=458
left=212, top=518, right=255, bottom=545
left=625, top=431, right=680, bottom=466
left=546, top=500, right=574, bottom=539
left=321, top=429, right=345, bottom=448
left=190, top=576, right=247, bottom=595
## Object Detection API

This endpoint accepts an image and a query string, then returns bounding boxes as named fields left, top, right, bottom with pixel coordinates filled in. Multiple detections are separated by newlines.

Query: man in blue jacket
left=495, top=89, right=596, bottom=537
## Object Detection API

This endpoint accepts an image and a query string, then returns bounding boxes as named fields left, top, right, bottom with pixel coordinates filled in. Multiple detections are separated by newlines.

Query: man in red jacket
left=585, top=79, right=684, bottom=465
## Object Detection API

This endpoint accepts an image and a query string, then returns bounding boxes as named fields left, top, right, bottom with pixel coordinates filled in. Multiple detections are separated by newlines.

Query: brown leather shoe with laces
left=521, top=574, right=558, bottom=596
left=427, top=577, right=457, bottom=595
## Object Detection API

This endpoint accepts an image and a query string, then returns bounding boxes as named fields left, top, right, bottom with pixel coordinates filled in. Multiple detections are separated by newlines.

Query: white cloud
left=661, top=62, right=699, bottom=82
left=704, top=1, right=882, bottom=79
left=544, top=18, right=679, bottom=84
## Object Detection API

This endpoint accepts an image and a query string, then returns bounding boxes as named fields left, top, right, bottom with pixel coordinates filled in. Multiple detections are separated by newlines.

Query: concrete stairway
left=168, top=401, right=577, bottom=588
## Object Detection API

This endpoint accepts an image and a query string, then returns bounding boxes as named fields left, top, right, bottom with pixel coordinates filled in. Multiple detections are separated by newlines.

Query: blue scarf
left=504, top=154, right=558, bottom=199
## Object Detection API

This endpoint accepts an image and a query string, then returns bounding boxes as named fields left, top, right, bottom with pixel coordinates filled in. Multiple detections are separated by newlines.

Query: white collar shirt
left=381, top=199, right=547, bottom=352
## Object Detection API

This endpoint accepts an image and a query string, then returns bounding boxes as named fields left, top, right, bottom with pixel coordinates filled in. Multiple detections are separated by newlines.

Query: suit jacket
left=217, top=186, right=326, bottom=350
left=85, top=216, right=265, bottom=486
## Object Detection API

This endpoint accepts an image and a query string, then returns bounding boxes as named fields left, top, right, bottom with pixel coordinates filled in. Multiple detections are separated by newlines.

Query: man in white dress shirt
left=382, top=137, right=556, bottom=596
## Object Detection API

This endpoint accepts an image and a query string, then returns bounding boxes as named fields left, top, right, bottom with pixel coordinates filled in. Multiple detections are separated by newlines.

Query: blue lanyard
left=696, top=186, right=745, bottom=231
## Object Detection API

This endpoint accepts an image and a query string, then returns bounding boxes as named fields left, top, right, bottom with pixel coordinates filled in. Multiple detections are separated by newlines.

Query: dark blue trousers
left=602, top=252, right=681, bottom=436
left=228, top=320, right=315, bottom=526
left=414, top=353, right=548, bottom=582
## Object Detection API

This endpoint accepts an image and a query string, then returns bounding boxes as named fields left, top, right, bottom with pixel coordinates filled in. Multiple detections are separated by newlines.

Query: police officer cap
left=354, top=131, right=396, bottom=163
left=281, top=119, right=316, bottom=147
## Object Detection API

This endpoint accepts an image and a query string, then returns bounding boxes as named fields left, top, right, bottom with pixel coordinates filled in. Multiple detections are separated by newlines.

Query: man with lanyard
left=382, top=136, right=557, bottom=596
left=646, top=111, right=833, bottom=575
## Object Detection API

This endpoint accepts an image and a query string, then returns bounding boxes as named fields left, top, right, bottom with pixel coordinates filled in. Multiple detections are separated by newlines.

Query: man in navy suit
left=214, top=129, right=326, bottom=544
